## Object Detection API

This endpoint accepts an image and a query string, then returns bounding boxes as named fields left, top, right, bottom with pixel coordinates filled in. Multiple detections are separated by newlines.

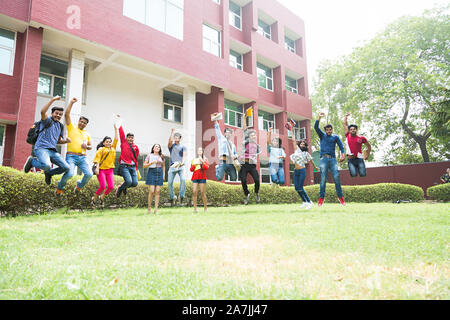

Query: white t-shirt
left=290, top=148, right=312, bottom=167
left=145, top=154, right=163, bottom=168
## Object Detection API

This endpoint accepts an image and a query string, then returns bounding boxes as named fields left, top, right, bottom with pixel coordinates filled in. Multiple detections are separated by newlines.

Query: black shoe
left=116, top=186, right=123, bottom=198
left=179, top=197, right=184, bottom=206
left=45, top=172, right=52, bottom=185
left=24, top=156, right=34, bottom=173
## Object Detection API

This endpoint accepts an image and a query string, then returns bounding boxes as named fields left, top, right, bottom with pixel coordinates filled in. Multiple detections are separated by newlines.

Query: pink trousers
left=96, top=168, right=114, bottom=195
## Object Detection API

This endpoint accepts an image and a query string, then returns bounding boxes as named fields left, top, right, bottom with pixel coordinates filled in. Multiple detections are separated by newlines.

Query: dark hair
left=51, top=107, right=64, bottom=113
left=348, top=124, right=358, bottom=130
left=79, top=116, right=89, bottom=124
left=198, top=147, right=205, bottom=159
left=324, top=124, right=333, bottom=130
left=297, top=139, right=308, bottom=149
left=224, top=128, right=233, bottom=134
left=97, top=136, right=112, bottom=150
left=126, top=133, right=134, bottom=138
left=151, top=144, right=164, bottom=160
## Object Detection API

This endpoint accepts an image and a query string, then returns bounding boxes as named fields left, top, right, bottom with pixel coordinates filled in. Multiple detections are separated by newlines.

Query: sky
left=276, top=0, right=449, bottom=89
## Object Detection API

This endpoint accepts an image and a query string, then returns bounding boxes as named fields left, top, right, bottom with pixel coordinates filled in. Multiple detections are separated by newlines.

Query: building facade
left=0, top=0, right=313, bottom=185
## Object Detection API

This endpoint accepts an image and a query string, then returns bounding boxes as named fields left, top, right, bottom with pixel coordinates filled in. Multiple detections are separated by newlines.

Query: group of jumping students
left=24, top=97, right=371, bottom=213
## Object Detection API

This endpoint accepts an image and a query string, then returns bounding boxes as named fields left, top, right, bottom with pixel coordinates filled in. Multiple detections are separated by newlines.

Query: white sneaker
left=305, top=202, right=313, bottom=210
left=300, top=202, right=307, bottom=209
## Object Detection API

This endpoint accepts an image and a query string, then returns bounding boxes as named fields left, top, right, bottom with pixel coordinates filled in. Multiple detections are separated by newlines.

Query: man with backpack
left=55, top=97, right=93, bottom=195
left=23, top=96, right=71, bottom=185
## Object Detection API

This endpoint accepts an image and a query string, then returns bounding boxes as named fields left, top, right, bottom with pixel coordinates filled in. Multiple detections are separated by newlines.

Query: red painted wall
left=0, top=0, right=30, bottom=22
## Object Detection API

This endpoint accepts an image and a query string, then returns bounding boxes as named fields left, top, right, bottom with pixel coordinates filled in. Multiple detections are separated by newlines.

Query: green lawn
left=0, top=203, right=448, bottom=300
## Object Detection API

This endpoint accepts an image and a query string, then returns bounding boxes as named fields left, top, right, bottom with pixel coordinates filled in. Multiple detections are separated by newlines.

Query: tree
left=311, top=5, right=450, bottom=164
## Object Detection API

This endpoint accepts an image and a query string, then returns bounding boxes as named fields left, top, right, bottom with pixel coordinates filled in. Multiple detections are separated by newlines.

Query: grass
left=0, top=203, right=448, bottom=300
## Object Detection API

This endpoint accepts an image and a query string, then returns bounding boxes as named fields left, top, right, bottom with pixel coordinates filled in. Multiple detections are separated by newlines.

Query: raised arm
left=168, top=128, right=174, bottom=149
left=112, top=122, right=119, bottom=149
left=64, top=97, right=78, bottom=125
left=343, top=112, right=350, bottom=136
left=267, top=127, right=272, bottom=146
left=314, top=112, right=326, bottom=138
left=41, top=96, right=61, bottom=121
left=291, top=135, right=297, bottom=151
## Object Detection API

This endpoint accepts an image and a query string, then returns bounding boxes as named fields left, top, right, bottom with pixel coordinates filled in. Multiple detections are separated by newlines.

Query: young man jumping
left=315, top=112, right=346, bottom=207
left=343, top=113, right=371, bottom=177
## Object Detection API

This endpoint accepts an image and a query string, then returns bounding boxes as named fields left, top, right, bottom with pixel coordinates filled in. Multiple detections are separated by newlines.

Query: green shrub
left=427, top=184, right=450, bottom=201
left=0, top=167, right=424, bottom=216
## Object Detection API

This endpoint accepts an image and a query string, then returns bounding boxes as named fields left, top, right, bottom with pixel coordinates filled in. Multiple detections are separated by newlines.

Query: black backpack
left=26, top=119, right=63, bottom=145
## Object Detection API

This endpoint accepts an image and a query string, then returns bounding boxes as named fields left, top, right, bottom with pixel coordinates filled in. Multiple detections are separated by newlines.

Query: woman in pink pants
left=92, top=123, right=119, bottom=208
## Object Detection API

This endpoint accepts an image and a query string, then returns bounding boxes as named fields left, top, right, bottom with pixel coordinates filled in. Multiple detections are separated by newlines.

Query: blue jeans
left=348, top=158, right=366, bottom=177
left=216, top=163, right=237, bottom=181
left=57, top=154, right=93, bottom=190
left=269, top=163, right=285, bottom=185
left=118, top=165, right=138, bottom=191
left=31, top=148, right=70, bottom=176
left=319, top=157, right=343, bottom=198
left=294, top=168, right=311, bottom=203
left=168, top=166, right=186, bottom=199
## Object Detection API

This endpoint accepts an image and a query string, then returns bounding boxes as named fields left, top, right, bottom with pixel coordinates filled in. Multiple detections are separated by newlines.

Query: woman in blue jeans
left=290, top=137, right=318, bottom=209
left=267, top=128, right=286, bottom=186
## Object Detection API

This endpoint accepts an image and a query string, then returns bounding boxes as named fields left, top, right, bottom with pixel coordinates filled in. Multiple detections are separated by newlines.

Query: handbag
left=92, top=149, right=111, bottom=175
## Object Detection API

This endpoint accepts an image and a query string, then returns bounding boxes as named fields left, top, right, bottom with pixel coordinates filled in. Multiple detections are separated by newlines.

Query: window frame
left=285, top=75, right=298, bottom=94
left=284, top=36, right=296, bottom=53
left=229, top=1, right=242, bottom=30
left=224, top=99, right=244, bottom=129
left=258, top=110, right=275, bottom=132
left=163, top=102, right=183, bottom=123
left=229, top=49, right=243, bottom=70
left=257, top=63, right=273, bottom=92
left=257, top=19, right=271, bottom=40
left=37, top=71, right=67, bottom=99
left=202, top=23, right=221, bottom=57
left=0, top=28, right=17, bottom=76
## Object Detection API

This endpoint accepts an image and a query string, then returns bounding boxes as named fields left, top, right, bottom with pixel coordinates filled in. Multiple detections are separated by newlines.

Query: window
left=285, top=75, right=298, bottom=94
left=37, top=55, right=68, bottom=99
left=288, top=121, right=306, bottom=141
left=0, top=28, right=16, bottom=76
left=163, top=90, right=183, bottom=123
left=203, top=24, right=221, bottom=57
left=257, top=19, right=271, bottom=39
left=123, top=0, right=184, bottom=40
left=258, top=110, right=275, bottom=132
left=257, top=62, right=273, bottom=91
left=229, top=1, right=241, bottom=30
left=212, top=0, right=220, bottom=3
left=284, top=36, right=296, bottom=53
left=229, top=49, right=242, bottom=70
left=224, top=99, right=244, bottom=128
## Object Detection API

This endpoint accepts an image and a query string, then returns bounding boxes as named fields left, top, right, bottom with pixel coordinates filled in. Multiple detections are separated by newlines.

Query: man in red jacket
left=116, top=124, right=140, bottom=198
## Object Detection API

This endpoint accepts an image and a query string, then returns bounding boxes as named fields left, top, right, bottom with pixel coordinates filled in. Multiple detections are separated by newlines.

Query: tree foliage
left=311, top=5, right=450, bottom=164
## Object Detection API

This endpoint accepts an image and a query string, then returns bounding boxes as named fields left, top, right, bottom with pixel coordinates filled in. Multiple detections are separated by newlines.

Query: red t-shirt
left=119, top=126, right=140, bottom=168
left=345, top=132, right=367, bottom=158
left=190, top=159, right=209, bottom=181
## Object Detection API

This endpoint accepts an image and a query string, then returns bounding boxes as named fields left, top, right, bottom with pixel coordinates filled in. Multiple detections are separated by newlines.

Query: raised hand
left=70, top=97, right=78, bottom=104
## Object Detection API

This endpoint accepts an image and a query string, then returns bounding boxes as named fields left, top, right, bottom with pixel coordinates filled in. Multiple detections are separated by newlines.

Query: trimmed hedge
left=427, top=184, right=450, bottom=201
left=0, top=166, right=424, bottom=216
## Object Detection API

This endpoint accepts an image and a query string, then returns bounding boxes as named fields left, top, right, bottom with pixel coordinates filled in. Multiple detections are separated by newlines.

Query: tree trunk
left=416, top=137, right=430, bottom=163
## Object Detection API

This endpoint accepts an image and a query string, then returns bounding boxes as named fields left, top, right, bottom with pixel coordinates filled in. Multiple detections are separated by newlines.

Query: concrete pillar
left=183, top=85, right=197, bottom=180
left=62, top=49, right=85, bottom=157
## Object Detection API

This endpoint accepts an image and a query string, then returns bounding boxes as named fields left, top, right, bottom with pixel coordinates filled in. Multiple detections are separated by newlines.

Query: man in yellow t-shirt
left=56, top=97, right=93, bottom=195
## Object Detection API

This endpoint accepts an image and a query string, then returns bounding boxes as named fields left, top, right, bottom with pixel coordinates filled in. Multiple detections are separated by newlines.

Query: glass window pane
left=224, top=99, right=243, bottom=112
left=40, top=55, right=68, bottom=78
left=166, top=3, right=184, bottom=40
left=38, top=73, right=52, bottom=95
left=174, top=106, right=182, bottom=122
left=148, top=0, right=166, bottom=32
left=0, top=48, right=12, bottom=75
left=123, top=0, right=146, bottom=24
left=164, top=90, right=183, bottom=106
left=53, top=77, right=66, bottom=99
left=229, top=1, right=240, bottom=15
left=225, top=109, right=229, bottom=124
left=164, top=104, right=173, bottom=120
left=0, top=125, right=4, bottom=147
left=267, top=78, right=273, bottom=91
left=229, top=111, right=236, bottom=126
left=0, top=28, right=15, bottom=48
left=237, top=113, right=242, bottom=128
